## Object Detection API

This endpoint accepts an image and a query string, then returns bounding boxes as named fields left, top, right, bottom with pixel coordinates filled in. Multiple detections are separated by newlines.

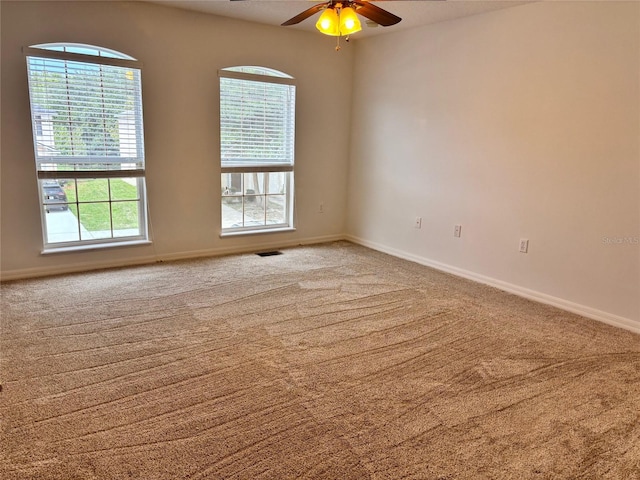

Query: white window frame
left=25, top=43, right=149, bottom=252
left=219, top=66, right=296, bottom=235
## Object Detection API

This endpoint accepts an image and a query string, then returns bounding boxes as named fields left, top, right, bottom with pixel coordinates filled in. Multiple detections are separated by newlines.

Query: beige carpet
left=1, top=241, right=639, bottom=479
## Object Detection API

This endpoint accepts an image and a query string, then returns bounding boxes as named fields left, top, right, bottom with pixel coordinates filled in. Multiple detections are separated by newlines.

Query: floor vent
left=256, top=251, right=283, bottom=257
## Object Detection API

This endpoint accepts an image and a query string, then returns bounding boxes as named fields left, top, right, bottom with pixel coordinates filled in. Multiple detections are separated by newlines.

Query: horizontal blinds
left=220, top=165, right=292, bottom=174
left=26, top=53, right=144, bottom=172
left=37, top=168, right=145, bottom=180
left=220, top=75, right=295, bottom=168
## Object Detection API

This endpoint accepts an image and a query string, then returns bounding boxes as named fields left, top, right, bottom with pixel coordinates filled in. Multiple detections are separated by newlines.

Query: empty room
left=1, top=0, right=638, bottom=478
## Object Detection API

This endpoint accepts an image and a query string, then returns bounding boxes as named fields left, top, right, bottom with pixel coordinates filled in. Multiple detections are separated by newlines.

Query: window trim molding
left=219, top=227, right=296, bottom=238
left=25, top=42, right=149, bottom=251
left=22, top=46, right=141, bottom=69
left=219, top=65, right=296, bottom=234
left=40, top=239, right=152, bottom=255
left=218, top=68, right=296, bottom=86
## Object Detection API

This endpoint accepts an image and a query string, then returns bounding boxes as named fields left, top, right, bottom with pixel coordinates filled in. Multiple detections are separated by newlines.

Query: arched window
left=25, top=43, right=148, bottom=250
left=219, top=66, right=296, bottom=234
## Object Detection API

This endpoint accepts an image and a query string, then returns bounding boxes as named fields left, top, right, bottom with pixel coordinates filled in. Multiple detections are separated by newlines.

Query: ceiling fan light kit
left=282, top=0, right=402, bottom=51
left=316, top=5, right=362, bottom=37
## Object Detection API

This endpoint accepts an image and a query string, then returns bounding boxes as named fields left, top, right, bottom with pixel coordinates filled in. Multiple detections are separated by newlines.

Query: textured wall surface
left=347, top=1, right=639, bottom=323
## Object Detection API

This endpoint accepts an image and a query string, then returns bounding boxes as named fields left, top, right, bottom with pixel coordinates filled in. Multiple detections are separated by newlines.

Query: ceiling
left=142, top=0, right=533, bottom=38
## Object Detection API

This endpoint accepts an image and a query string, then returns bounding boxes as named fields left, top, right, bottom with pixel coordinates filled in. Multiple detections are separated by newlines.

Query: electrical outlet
left=414, top=217, right=422, bottom=229
left=454, top=225, right=462, bottom=238
left=519, top=239, right=529, bottom=253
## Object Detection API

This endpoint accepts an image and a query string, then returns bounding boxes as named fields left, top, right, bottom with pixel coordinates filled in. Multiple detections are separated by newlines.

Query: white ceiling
left=142, top=0, right=533, bottom=38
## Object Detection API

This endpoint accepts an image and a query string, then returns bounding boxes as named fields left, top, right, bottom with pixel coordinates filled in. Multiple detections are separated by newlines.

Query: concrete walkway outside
left=44, top=209, right=138, bottom=243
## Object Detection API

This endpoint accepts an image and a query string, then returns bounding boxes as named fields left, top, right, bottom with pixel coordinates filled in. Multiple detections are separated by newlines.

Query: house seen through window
left=219, top=66, right=296, bottom=233
left=25, top=43, right=148, bottom=250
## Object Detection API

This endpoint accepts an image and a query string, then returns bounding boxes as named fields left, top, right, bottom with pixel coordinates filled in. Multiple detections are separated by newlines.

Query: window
left=219, top=66, right=296, bottom=234
left=25, top=43, right=148, bottom=250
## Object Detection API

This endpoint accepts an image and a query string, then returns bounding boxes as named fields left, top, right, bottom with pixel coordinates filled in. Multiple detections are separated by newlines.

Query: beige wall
left=0, top=1, right=352, bottom=276
left=347, top=1, right=639, bottom=327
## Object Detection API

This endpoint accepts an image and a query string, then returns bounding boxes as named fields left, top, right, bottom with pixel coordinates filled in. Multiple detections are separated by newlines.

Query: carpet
left=1, top=241, right=639, bottom=479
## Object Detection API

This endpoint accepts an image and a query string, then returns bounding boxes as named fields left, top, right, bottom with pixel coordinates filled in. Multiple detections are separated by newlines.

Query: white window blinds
left=219, top=69, right=296, bottom=168
left=25, top=47, right=144, bottom=177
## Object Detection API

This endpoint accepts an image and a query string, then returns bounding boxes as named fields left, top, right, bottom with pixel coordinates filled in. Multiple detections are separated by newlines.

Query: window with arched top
left=25, top=43, right=148, bottom=250
left=219, top=66, right=296, bottom=234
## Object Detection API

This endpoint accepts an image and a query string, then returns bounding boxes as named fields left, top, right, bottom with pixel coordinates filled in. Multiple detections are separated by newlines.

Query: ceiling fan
left=281, top=1, right=402, bottom=30
left=282, top=1, right=403, bottom=50
left=230, top=0, right=436, bottom=51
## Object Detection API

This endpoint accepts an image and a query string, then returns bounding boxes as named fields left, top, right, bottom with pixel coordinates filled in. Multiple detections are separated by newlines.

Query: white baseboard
left=0, top=234, right=344, bottom=282
left=4, top=233, right=638, bottom=336
left=155, top=234, right=344, bottom=263
left=345, top=235, right=640, bottom=335
left=0, top=254, right=161, bottom=282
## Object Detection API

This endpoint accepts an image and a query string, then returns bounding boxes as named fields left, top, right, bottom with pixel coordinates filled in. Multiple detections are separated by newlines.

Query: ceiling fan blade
left=281, top=3, right=326, bottom=26
left=353, top=1, right=401, bottom=27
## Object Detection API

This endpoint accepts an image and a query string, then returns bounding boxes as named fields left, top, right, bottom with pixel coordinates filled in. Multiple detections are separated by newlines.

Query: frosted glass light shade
left=339, top=7, right=362, bottom=35
left=316, top=8, right=340, bottom=36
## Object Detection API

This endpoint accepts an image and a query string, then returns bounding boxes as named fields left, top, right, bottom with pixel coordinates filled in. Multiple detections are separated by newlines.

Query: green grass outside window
left=64, top=179, right=139, bottom=232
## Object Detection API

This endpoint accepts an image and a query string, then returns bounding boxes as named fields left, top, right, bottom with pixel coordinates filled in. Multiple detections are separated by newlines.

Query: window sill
left=41, top=239, right=152, bottom=255
left=220, top=227, right=296, bottom=238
